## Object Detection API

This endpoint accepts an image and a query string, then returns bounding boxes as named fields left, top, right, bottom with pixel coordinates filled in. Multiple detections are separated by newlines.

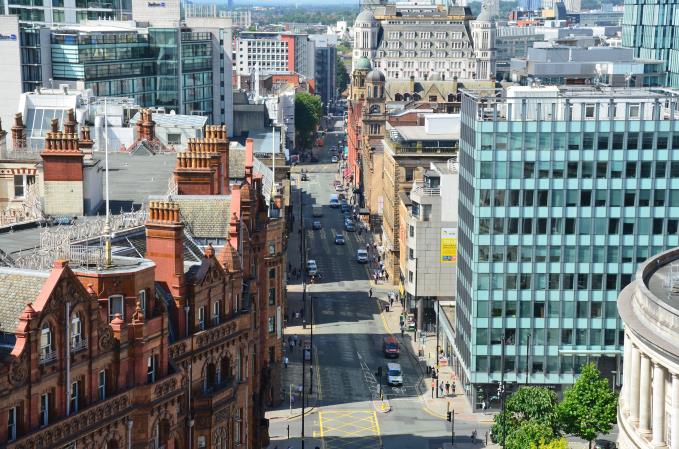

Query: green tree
left=491, top=387, right=560, bottom=446
left=506, top=421, right=554, bottom=449
left=336, top=54, right=350, bottom=94
left=294, top=92, right=322, bottom=151
left=557, top=363, right=618, bottom=449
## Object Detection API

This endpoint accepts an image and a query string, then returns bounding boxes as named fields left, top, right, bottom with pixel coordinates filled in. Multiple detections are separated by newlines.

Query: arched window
left=221, top=356, right=233, bottom=385
left=204, top=363, right=216, bottom=392
left=413, top=93, right=421, bottom=101
left=70, top=313, right=85, bottom=353
left=403, top=93, right=411, bottom=102
left=39, top=324, right=55, bottom=364
left=370, top=105, right=380, bottom=114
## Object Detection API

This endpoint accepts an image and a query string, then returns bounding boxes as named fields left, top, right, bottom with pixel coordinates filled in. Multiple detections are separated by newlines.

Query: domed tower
left=350, top=57, right=372, bottom=102
left=352, top=8, right=379, bottom=70
left=364, top=68, right=386, bottom=138
left=471, top=0, right=497, bottom=80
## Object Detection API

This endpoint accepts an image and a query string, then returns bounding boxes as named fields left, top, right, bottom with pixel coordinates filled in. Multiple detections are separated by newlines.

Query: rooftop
left=129, top=112, right=208, bottom=129
left=0, top=267, right=49, bottom=333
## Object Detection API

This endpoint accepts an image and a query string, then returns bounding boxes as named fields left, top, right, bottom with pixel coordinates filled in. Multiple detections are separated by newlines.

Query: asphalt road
left=268, top=134, right=486, bottom=449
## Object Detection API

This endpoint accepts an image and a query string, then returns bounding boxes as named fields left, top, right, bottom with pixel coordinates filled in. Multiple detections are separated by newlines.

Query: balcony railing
left=39, top=349, right=57, bottom=365
left=70, top=338, right=88, bottom=353
left=412, top=181, right=441, bottom=196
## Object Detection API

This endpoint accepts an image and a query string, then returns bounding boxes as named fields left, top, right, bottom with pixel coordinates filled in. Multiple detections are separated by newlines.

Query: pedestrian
left=284, top=356, right=289, bottom=368
left=485, top=430, right=489, bottom=446
left=369, top=288, right=373, bottom=298
left=431, top=380, right=435, bottom=398
left=401, top=325, right=405, bottom=337
left=445, top=381, right=450, bottom=395
left=389, top=295, right=394, bottom=307
left=472, top=429, right=477, bottom=444
left=385, top=271, right=389, bottom=281
left=289, top=339, right=294, bottom=352
left=481, top=400, right=486, bottom=412
left=439, top=383, right=444, bottom=397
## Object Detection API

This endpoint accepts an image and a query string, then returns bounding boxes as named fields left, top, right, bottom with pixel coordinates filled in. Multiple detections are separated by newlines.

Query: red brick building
left=0, top=116, right=287, bottom=449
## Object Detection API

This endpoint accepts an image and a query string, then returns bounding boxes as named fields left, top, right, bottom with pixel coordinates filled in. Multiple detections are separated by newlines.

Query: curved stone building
left=618, top=247, right=679, bottom=449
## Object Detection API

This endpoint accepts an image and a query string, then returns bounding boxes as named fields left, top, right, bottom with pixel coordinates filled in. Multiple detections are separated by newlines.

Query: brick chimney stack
left=11, top=113, right=26, bottom=150
left=174, top=150, right=216, bottom=195
left=79, top=126, right=94, bottom=155
left=41, top=119, right=85, bottom=216
left=136, top=109, right=156, bottom=141
left=206, top=125, right=230, bottom=194
left=63, top=108, right=77, bottom=135
left=245, top=137, right=254, bottom=184
left=145, top=200, right=186, bottom=333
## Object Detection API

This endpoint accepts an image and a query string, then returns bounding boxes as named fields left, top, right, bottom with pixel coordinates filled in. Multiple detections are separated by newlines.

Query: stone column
left=623, top=336, right=633, bottom=414
left=672, top=374, right=679, bottom=449
left=640, top=354, right=652, bottom=435
left=652, top=362, right=666, bottom=446
left=631, top=345, right=642, bottom=425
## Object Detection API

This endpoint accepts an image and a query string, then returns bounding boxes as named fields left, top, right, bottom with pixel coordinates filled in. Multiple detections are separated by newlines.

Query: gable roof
left=229, top=145, right=246, bottom=179
left=0, top=268, right=50, bottom=333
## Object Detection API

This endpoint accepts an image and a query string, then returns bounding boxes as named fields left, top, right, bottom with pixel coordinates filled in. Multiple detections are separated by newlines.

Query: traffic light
left=447, top=411, right=452, bottom=422
left=376, top=366, right=383, bottom=379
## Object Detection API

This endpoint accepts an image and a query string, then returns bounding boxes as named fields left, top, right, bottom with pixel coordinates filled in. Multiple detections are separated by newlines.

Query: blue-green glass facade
left=622, top=0, right=679, bottom=88
left=456, top=88, right=679, bottom=408
left=50, top=28, right=218, bottom=122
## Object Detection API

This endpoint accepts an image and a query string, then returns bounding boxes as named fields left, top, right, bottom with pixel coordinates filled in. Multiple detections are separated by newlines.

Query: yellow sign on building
left=440, top=228, right=457, bottom=264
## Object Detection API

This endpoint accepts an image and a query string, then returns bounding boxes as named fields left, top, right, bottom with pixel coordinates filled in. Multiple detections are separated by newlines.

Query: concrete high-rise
left=622, top=0, right=679, bottom=87
left=456, top=85, right=679, bottom=408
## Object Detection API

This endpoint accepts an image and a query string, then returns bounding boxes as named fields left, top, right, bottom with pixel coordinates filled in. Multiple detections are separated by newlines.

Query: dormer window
left=108, top=295, right=124, bottom=322
left=39, top=324, right=55, bottom=365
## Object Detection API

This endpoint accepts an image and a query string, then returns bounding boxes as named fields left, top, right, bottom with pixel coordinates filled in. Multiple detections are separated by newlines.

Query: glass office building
left=622, top=0, right=679, bottom=88
left=48, top=27, right=219, bottom=122
left=456, top=85, right=679, bottom=409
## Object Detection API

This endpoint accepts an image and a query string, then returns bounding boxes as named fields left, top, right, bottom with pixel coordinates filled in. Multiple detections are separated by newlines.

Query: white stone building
left=617, top=247, right=679, bottom=449
left=352, top=0, right=496, bottom=81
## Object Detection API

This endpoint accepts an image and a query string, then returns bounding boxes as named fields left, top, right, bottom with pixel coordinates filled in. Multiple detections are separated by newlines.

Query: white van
left=329, top=194, right=340, bottom=208
left=386, top=363, right=403, bottom=386
left=307, top=260, right=318, bottom=276
left=356, top=249, right=368, bottom=263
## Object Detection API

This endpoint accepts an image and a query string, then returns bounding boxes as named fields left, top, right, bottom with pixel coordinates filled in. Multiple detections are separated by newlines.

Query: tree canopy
left=294, top=92, right=322, bottom=151
left=557, top=363, right=618, bottom=448
left=491, top=365, right=618, bottom=449
left=336, top=54, right=350, bottom=94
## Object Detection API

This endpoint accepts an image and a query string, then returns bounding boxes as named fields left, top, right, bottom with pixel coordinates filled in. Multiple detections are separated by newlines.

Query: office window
left=13, top=174, right=35, bottom=198
left=70, top=381, right=79, bottom=413
left=198, top=306, right=205, bottom=330
left=139, top=289, right=146, bottom=318
left=147, top=355, right=157, bottom=383
left=213, top=301, right=221, bottom=325
left=108, top=295, right=124, bottom=322
left=98, top=370, right=107, bottom=401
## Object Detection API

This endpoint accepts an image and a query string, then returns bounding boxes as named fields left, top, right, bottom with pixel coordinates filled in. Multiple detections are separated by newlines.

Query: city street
left=267, top=132, right=490, bottom=449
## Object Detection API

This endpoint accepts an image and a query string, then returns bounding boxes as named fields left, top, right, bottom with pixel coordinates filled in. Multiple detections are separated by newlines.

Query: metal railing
left=411, top=181, right=441, bottom=196
left=39, top=349, right=57, bottom=365
left=70, top=338, right=88, bottom=354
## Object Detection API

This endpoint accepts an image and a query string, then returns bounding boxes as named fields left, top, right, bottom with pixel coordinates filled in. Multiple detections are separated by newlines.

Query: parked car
left=334, top=234, right=346, bottom=245
left=312, top=220, right=322, bottom=230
